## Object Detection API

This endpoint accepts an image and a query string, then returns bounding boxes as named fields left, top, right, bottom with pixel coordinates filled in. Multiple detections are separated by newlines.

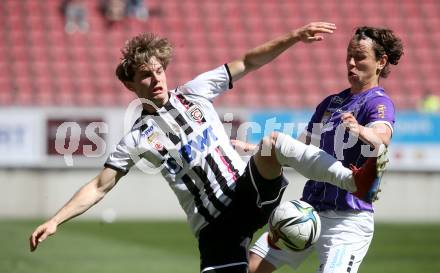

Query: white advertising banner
left=388, top=144, right=440, bottom=172
left=0, top=107, right=439, bottom=172
left=0, top=109, right=45, bottom=166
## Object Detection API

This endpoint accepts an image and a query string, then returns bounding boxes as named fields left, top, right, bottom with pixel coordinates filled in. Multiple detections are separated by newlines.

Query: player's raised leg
left=250, top=132, right=386, bottom=203
left=251, top=132, right=283, bottom=180
left=252, top=132, right=354, bottom=190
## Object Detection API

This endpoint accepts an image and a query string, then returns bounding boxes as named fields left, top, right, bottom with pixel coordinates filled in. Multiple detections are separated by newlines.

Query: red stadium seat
left=1, top=0, right=439, bottom=109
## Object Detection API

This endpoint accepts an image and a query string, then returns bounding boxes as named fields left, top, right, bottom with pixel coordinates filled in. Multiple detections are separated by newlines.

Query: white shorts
left=250, top=210, right=374, bottom=273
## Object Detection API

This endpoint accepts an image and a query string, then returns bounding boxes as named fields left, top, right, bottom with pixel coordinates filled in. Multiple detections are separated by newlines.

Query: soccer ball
left=268, top=200, right=321, bottom=252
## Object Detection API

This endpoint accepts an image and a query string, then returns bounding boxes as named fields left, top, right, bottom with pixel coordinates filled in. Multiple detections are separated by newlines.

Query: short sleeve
left=363, top=95, right=396, bottom=133
left=104, top=134, right=136, bottom=174
left=178, top=64, right=233, bottom=101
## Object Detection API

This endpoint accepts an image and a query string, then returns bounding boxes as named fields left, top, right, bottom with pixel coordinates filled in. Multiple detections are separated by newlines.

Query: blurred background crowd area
left=1, top=0, right=440, bottom=111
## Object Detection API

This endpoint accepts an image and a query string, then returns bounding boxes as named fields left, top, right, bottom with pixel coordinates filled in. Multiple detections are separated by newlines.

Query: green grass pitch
left=2, top=220, right=440, bottom=273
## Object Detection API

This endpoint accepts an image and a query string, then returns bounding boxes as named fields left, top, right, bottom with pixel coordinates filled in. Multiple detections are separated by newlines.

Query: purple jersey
left=302, top=87, right=395, bottom=212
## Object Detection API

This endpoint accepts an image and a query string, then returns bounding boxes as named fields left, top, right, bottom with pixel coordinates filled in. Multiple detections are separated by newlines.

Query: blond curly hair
left=115, top=33, right=173, bottom=82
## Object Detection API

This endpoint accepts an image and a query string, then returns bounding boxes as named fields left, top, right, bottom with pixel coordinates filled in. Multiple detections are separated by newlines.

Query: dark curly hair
left=353, top=26, right=404, bottom=78
left=115, top=33, right=173, bottom=82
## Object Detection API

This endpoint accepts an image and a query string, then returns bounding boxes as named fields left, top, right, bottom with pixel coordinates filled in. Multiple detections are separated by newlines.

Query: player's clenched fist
left=341, top=112, right=362, bottom=135
left=29, top=220, right=58, bottom=252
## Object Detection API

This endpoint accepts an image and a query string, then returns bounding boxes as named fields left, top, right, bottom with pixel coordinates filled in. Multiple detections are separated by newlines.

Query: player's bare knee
left=253, top=133, right=282, bottom=180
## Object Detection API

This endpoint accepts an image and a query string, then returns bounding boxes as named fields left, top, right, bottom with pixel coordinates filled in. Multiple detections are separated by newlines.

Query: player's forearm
left=228, top=32, right=301, bottom=82
left=242, top=31, right=301, bottom=72
left=228, top=22, right=335, bottom=82
left=230, top=139, right=259, bottom=156
left=358, top=125, right=390, bottom=148
left=50, top=179, right=107, bottom=225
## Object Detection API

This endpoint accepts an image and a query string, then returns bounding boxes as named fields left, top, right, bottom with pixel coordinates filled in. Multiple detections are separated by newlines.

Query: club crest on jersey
left=186, top=105, right=205, bottom=122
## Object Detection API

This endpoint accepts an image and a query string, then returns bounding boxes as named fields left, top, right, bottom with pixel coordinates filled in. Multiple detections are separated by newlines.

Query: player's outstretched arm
left=230, top=139, right=258, bottom=154
left=227, top=22, right=336, bottom=82
left=29, top=167, right=124, bottom=252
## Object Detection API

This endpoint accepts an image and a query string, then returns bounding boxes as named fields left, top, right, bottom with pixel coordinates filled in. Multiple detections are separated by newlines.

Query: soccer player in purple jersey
left=29, top=22, right=386, bottom=273
left=246, top=27, right=404, bottom=273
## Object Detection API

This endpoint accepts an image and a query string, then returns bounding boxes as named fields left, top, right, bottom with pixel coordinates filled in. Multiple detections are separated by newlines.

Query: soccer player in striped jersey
left=29, top=22, right=383, bottom=273
left=247, top=27, right=403, bottom=273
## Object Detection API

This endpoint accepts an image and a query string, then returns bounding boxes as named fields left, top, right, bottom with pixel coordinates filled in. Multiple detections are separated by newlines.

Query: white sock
left=274, top=133, right=356, bottom=192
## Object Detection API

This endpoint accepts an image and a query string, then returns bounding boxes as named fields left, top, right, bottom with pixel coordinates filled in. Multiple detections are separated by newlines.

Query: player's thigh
left=316, top=211, right=374, bottom=273
left=252, top=132, right=282, bottom=180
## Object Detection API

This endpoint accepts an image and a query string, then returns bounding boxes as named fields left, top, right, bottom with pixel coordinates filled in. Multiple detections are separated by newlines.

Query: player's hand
left=294, top=22, right=336, bottom=43
left=231, top=139, right=258, bottom=155
left=29, top=220, right=58, bottom=252
left=341, top=112, right=362, bottom=135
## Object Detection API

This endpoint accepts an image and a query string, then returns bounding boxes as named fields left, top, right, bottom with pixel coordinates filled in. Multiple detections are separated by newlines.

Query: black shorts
left=198, top=157, right=288, bottom=273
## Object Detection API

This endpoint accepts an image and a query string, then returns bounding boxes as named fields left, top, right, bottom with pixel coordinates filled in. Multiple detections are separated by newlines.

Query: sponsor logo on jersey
left=179, top=126, right=218, bottom=163
left=377, top=104, right=386, bottom=119
left=154, top=142, right=164, bottom=151
left=147, top=133, right=164, bottom=151
left=141, top=126, right=164, bottom=151
left=332, top=96, right=344, bottom=104
left=146, top=131, right=159, bottom=143
left=186, top=105, right=205, bottom=122
left=141, top=124, right=155, bottom=137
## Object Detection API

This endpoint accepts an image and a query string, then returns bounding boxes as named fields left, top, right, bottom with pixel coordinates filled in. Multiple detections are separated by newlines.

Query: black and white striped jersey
left=105, top=65, right=247, bottom=236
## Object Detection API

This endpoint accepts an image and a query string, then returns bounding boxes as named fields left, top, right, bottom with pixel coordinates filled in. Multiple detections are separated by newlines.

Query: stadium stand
left=1, top=0, right=440, bottom=109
